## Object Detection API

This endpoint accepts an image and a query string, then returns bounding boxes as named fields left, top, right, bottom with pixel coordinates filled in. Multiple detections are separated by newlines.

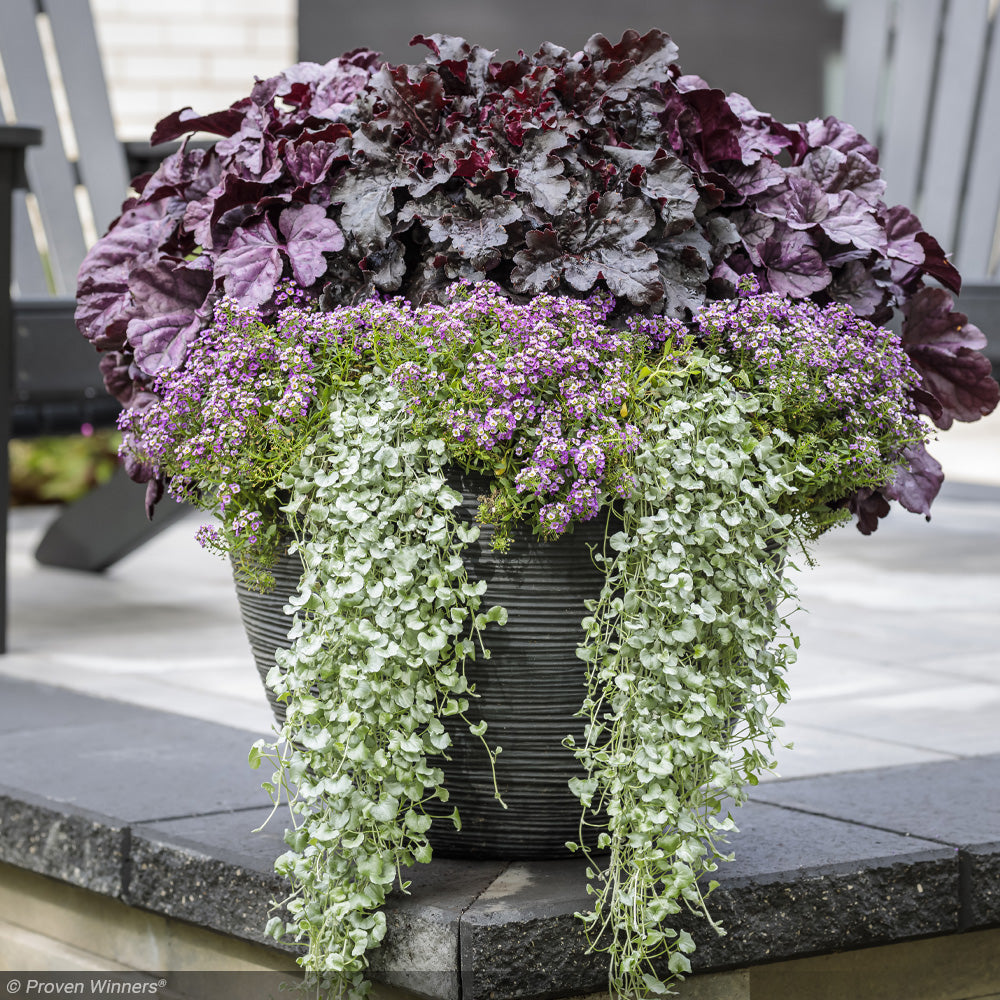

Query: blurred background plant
left=8, top=429, right=120, bottom=506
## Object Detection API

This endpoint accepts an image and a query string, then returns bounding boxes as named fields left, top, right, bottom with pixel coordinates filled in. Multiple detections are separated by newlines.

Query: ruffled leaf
left=902, top=287, right=999, bottom=427
left=511, top=193, right=663, bottom=304
left=801, top=116, right=879, bottom=164
left=794, top=145, right=885, bottom=206
left=330, top=166, right=401, bottom=250
left=214, top=216, right=285, bottom=308
left=818, top=191, right=887, bottom=253
left=609, top=148, right=700, bottom=234
left=515, top=130, right=572, bottom=215
left=746, top=227, right=831, bottom=296
left=883, top=443, right=943, bottom=518
left=279, top=204, right=345, bottom=287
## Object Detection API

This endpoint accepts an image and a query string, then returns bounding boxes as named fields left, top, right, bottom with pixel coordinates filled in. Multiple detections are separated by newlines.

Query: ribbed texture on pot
left=232, top=551, right=303, bottom=723
left=232, top=468, right=612, bottom=860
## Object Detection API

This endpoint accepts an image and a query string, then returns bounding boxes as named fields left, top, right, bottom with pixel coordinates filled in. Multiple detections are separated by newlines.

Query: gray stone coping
left=0, top=676, right=997, bottom=1000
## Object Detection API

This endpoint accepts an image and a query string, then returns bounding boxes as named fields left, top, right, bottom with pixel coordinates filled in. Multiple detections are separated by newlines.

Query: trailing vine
left=570, top=355, right=799, bottom=995
left=252, top=375, right=505, bottom=997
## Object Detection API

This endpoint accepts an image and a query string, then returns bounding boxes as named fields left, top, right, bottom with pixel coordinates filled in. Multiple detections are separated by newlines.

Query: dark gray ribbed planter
left=233, top=469, right=611, bottom=860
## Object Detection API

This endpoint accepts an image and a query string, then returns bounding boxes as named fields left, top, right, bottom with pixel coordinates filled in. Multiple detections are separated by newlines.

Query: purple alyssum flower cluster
left=119, top=283, right=321, bottom=557
left=121, top=271, right=934, bottom=556
left=120, top=281, right=657, bottom=555
left=697, top=279, right=928, bottom=528
left=381, top=282, right=645, bottom=540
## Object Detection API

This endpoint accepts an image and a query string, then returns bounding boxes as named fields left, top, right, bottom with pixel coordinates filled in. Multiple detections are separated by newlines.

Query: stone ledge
left=0, top=676, right=997, bottom=1000
left=127, top=810, right=289, bottom=950
left=0, top=786, right=126, bottom=896
left=751, top=755, right=1000, bottom=930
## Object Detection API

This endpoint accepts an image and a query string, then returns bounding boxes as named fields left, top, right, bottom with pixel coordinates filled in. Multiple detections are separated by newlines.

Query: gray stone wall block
left=0, top=787, right=125, bottom=895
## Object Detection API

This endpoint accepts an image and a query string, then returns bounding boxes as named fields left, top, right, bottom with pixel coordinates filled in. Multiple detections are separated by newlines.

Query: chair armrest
left=124, top=138, right=216, bottom=181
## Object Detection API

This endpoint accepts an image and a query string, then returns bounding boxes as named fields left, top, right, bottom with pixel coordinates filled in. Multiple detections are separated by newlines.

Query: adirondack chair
left=840, top=0, right=1000, bottom=368
left=0, top=0, right=188, bottom=652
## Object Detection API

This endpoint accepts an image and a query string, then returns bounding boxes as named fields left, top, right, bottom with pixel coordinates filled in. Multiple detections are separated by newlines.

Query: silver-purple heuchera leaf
left=214, top=206, right=344, bottom=308
left=284, top=136, right=350, bottom=190
left=425, top=196, right=524, bottom=267
left=125, top=259, right=213, bottom=374
left=515, top=130, right=573, bottom=215
left=757, top=176, right=832, bottom=230
left=606, top=147, right=700, bottom=234
left=511, top=193, right=663, bottom=305
left=801, top=116, right=880, bottom=164
left=827, top=260, right=887, bottom=317
left=330, top=166, right=404, bottom=250
left=794, top=145, right=885, bottom=206
left=283, top=55, right=379, bottom=121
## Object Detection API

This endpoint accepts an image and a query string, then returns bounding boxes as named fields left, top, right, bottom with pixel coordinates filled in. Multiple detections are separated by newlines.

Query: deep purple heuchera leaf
left=848, top=488, right=892, bottom=535
left=75, top=199, right=186, bottom=350
left=150, top=105, right=248, bottom=145
left=902, top=287, right=999, bottom=429
left=883, top=443, right=944, bottom=519
left=98, top=352, right=136, bottom=405
left=746, top=227, right=831, bottom=297
left=129, top=309, right=207, bottom=374
left=75, top=28, right=997, bottom=531
left=137, top=146, right=222, bottom=205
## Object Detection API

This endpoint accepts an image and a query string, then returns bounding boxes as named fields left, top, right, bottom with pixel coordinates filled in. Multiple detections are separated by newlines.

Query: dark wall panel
left=297, top=0, right=842, bottom=124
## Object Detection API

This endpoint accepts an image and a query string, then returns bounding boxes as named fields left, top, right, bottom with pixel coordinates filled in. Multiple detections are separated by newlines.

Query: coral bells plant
left=77, top=25, right=998, bottom=1000
left=76, top=29, right=997, bottom=521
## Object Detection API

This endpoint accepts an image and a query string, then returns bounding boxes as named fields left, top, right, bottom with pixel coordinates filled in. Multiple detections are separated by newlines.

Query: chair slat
left=879, top=0, right=945, bottom=210
left=0, top=104, right=47, bottom=297
left=43, top=0, right=130, bottom=234
left=956, top=9, right=1000, bottom=279
left=841, top=0, right=893, bottom=144
left=10, top=197, right=50, bottom=297
left=917, top=0, right=991, bottom=256
left=0, top=0, right=88, bottom=296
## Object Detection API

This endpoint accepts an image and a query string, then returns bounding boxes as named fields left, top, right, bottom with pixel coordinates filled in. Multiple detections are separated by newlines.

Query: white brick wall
left=89, top=0, right=296, bottom=141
